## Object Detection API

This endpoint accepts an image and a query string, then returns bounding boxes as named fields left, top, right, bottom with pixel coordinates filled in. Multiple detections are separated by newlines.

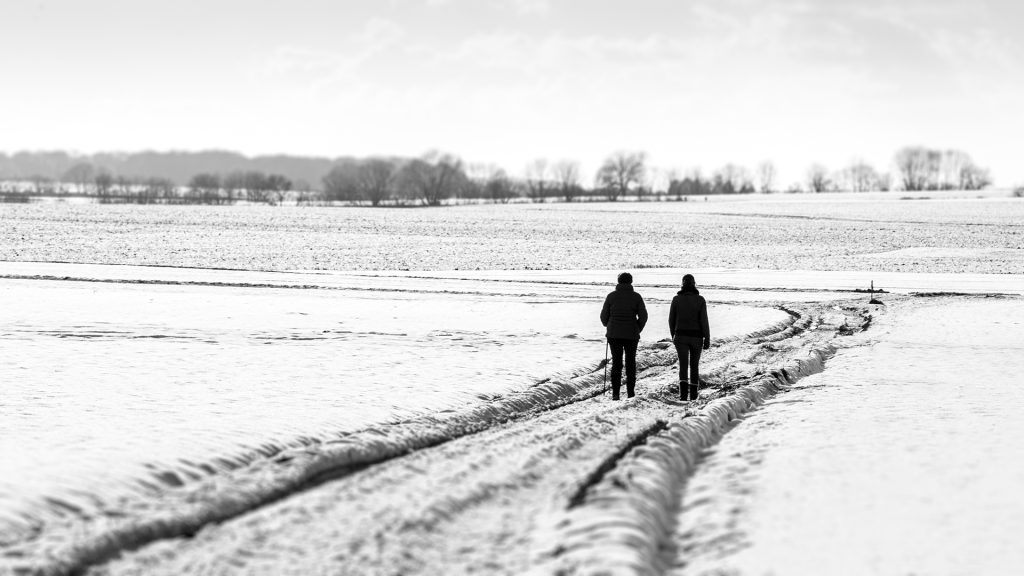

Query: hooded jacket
left=600, top=283, right=648, bottom=340
left=668, top=287, right=710, bottom=341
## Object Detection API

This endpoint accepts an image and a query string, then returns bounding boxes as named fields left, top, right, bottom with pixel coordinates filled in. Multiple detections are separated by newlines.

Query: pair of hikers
left=599, top=272, right=710, bottom=401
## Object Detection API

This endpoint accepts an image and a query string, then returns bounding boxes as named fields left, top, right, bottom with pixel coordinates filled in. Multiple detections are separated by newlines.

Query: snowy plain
left=0, top=264, right=786, bottom=538
left=670, top=297, right=1024, bottom=575
left=1, top=193, right=1022, bottom=575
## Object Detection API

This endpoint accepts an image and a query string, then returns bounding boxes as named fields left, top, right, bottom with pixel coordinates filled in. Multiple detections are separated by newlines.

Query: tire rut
left=2, top=303, right=813, bottom=576
left=534, top=300, right=876, bottom=575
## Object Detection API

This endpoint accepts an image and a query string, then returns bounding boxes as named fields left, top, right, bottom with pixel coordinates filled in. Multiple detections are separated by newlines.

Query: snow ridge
left=2, top=311, right=801, bottom=576
left=536, top=345, right=836, bottom=575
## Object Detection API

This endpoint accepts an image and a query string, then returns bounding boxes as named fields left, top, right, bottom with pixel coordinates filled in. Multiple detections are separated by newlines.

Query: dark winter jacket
left=600, top=284, right=648, bottom=340
left=668, top=288, right=710, bottom=341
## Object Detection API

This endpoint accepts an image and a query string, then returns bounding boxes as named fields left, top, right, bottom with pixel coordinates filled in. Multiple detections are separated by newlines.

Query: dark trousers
left=674, top=336, right=703, bottom=392
left=608, top=337, right=639, bottom=398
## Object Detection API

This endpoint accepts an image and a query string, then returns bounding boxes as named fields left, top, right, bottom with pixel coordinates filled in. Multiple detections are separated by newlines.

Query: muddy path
left=2, top=298, right=876, bottom=576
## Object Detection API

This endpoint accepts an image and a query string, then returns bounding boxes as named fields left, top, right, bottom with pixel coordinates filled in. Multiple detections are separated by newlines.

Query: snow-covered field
left=1, top=191, right=1021, bottom=273
left=1, top=195, right=1022, bottom=575
left=0, top=264, right=788, bottom=541
left=671, top=298, right=1024, bottom=575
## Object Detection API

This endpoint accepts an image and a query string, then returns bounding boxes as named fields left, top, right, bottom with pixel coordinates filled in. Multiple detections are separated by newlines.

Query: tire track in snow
left=0, top=273, right=579, bottom=299
left=534, top=304, right=872, bottom=576
left=0, top=304, right=813, bottom=576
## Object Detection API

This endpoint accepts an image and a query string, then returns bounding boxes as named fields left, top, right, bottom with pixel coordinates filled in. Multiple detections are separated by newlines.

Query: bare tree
left=151, top=177, right=177, bottom=201
left=241, top=171, right=271, bottom=203
left=322, top=163, right=360, bottom=203
left=294, top=179, right=323, bottom=206
left=939, top=150, right=969, bottom=190
left=678, top=168, right=710, bottom=197
left=664, top=168, right=713, bottom=198
left=524, top=159, right=550, bottom=203
left=877, top=172, right=892, bottom=192
left=188, top=173, right=222, bottom=204
left=756, top=161, right=776, bottom=193
left=29, top=175, right=55, bottom=195
left=944, top=150, right=991, bottom=190
left=715, top=164, right=752, bottom=193
left=94, top=171, right=115, bottom=197
left=115, top=175, right=133, bottom=198
left=459, top=163, right=488, bottom=201
left=266, top=174, right=292, bottom=205
left=893, top=146, right=931, bottom=191
left=137, top=177, right=173, bottom=203
left=357, top=159, right=395, bottom=206
left=223, top=171, right=246, bottom=203
left=840, top=160, right=880, bottom=192
left=893, top=146, right=990, bottom=191
left=484, top=167, right=517, bottom=204
left=642, top=166, right=665, bottom=201
left=926, top=149, right=943, bottom=189
left=665, top=169, right=682, bottom=200
left=960, top=164, right=991, bottom=190
left=398, top=152, right=466, bottom=206
left=62, top=162, right=94, bottom=194
left=595, top=151, right=646, bottom=201
left=806, top=164, right=832, bottom=193
left=551, top=160, right=581, bottom=202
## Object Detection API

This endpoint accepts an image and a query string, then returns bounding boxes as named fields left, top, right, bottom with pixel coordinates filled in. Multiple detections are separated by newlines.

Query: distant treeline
left=0, top=150, right=337, bottom=192
left=0, top=146, right=993, bottom=206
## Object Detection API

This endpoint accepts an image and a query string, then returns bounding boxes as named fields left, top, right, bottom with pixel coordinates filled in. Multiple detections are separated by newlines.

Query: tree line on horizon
left=0, top=146, right=993, bottom=206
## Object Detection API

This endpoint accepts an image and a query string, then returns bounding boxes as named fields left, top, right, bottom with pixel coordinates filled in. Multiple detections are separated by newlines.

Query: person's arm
left=668, top=298, right=677, bottom=339
left=600, top=294, right=611, bottom=327
left=701, top=298, right=711, bottom=349
left=636, top=295, right=648, bottom=333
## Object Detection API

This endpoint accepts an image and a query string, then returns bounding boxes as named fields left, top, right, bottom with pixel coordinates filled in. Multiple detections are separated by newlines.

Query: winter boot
left=689, top=384, right=699, bottom=401
left=680, top=380, right=688, bottom=401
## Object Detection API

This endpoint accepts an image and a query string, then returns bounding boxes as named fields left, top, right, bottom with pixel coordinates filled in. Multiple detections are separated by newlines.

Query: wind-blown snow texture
left=2, top=197, right=1022, bottom=273
left=0, top=263, right=792, bottom=547
left=2, top=297, right=868, bottom=575
left=2, top=196, right=1022, bottom=575
left=667, top=297, right=1024, bottom=576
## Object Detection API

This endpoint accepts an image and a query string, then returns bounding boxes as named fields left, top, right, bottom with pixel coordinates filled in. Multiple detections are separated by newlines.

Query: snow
left=2, top=198, right=1022, bottom=273
left=6, top=296, right=843, bottom=575
left=0, top=263, right=787, bottom=546
left=668, top=298, right=1024, bottom=575
left=1, top=196, right=1023, bottom=574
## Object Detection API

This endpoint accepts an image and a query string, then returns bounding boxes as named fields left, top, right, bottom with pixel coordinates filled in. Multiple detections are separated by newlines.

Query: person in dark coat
left=668, top=274, right=710, bottom=401
left=600, top=272, right=648, bottom=400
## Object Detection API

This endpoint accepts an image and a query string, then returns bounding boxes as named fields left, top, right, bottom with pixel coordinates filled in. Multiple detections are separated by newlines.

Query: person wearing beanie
left=668, top=274, right=711, bottom=401
left=600, top=272, right=648, bottom=400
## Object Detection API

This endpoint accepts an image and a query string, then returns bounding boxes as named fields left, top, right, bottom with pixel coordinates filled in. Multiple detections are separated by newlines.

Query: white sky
left=2, top=0, right=1022, bottom=186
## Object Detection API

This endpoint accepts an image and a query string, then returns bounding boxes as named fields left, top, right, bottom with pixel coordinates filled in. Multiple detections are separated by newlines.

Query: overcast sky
left=3, top=0, right=1022, bottom=186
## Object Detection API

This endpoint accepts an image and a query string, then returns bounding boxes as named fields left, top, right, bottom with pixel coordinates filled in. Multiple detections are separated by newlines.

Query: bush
left=1013, top=187, right=1024, bottom=198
